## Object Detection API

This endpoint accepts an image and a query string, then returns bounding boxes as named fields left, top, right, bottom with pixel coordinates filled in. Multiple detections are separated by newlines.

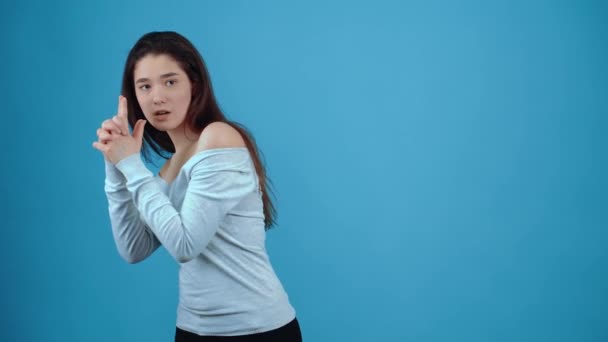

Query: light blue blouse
left=104, top=148, right=295, bottom=336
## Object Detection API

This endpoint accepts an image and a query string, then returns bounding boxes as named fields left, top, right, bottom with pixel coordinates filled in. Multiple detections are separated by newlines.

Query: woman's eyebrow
left=135, top=72, right=180, bottom=84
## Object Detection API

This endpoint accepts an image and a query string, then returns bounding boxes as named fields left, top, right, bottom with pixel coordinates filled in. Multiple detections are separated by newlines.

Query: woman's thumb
left=133, top=119, right=147, bottom=141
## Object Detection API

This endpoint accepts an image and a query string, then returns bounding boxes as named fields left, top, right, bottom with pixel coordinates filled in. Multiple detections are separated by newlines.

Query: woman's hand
left=93, top=95, right=147, bottom=164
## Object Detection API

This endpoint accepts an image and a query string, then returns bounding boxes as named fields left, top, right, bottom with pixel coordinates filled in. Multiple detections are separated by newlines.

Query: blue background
left=2, top=0, right=607, bottom=341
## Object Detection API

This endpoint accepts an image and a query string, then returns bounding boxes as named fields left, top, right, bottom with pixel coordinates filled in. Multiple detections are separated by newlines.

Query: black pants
left=175, top=318, right=302, bottom=341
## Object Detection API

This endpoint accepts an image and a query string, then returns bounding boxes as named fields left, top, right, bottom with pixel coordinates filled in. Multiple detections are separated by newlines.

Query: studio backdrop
left=2, top=0, right=606, bottom=341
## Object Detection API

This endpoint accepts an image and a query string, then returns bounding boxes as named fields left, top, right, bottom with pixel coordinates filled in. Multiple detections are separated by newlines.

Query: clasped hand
left=93, top=96, right=147, bottom=164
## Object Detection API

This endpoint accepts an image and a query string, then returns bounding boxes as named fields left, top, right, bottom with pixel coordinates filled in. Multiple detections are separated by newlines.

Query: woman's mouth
left=154, top=110, right=171, bottom=116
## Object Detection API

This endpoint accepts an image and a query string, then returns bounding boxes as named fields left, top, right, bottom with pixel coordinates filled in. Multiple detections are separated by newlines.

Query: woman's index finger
left=118, top=95, right=128, bottom=118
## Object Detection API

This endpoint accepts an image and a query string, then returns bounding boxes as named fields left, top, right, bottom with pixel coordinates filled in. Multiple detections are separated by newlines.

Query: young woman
left=92, top=31, right=302, bottom=341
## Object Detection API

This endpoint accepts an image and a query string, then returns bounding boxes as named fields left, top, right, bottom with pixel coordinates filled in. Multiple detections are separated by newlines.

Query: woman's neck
left=167, top=126, right=200, bottom=157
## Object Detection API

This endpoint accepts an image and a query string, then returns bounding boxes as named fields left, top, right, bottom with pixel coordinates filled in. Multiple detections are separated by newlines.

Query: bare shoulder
left=197, top=121, right=246, bottom=152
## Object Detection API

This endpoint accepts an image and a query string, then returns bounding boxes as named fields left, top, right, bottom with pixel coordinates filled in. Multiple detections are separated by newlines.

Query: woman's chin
left=146, top=117, right=185, bottom=134
left=149, top=122, right=174, bottom=132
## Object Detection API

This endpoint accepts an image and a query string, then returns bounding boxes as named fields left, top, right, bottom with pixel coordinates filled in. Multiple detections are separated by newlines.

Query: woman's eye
left=166, top=80, right=176, bottom=86
left=139, top=84, right=150, bottom=90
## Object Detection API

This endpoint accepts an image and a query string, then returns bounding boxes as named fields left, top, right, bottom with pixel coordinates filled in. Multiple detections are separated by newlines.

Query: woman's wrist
left=115, top=153, right=152, bottom=182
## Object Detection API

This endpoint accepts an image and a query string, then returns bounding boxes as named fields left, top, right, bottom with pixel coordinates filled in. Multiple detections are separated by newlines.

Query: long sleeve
left=105, top=159, right=161, bottom=263
left=114, top=150, right=256, bottom=263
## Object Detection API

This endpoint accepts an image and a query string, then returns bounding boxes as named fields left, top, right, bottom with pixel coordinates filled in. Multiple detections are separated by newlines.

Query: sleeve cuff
left=105, top=158, right=126, bottom=185
left=115, top=153, right=153, bottom=182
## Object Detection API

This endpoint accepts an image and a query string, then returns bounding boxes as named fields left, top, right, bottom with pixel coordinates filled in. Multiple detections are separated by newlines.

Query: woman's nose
left=153, top=94, right=167, bottom=105
left=151, top=88, right=167, bottom=105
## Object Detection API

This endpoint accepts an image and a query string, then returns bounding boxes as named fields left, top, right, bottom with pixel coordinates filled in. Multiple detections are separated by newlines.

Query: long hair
left=121, top=31, right=276, bottom=229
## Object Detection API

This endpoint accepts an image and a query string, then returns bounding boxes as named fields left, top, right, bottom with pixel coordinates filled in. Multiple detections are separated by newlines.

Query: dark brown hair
left=121, top=31, right=276, bottom=229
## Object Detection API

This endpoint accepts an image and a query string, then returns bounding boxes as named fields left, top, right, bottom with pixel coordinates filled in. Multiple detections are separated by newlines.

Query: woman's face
left=133, top=54, right=192, bottom=132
